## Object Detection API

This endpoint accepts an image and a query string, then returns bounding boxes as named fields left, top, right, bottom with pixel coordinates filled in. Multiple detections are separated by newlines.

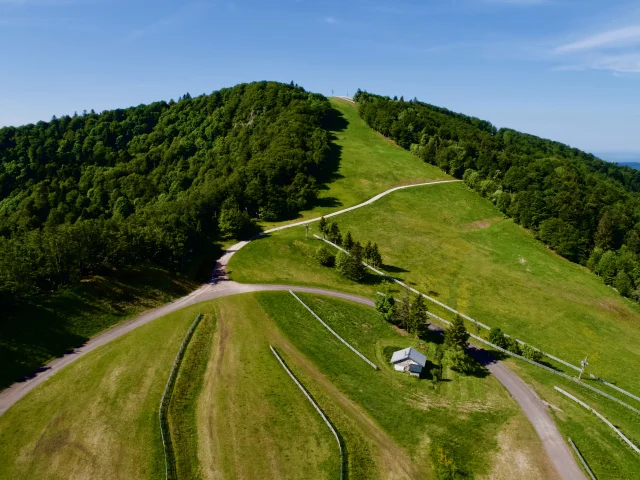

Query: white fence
left=289, top=291, right=378, bottom=370
left=318, top=235, right=640, bottom=412
left=159, top=313, right=203, bottom=480
left=270, top=346, right=344, bottom=480
left=555, top=387, right=640, bottom=455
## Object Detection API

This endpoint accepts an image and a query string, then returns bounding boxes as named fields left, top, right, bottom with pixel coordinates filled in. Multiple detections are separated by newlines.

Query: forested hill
left=355, top=90, right=640, bottom=300
left=0, top=81, right=332, bottom=307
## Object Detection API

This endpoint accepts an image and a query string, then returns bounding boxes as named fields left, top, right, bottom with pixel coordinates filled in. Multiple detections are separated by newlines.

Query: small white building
left=390, top=347, right=427, bottom=377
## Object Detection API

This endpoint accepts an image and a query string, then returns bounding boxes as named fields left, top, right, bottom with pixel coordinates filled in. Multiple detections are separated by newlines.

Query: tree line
left=354, top=90, right=640, bottom=301
left=0, top=82, right=334, bottom=311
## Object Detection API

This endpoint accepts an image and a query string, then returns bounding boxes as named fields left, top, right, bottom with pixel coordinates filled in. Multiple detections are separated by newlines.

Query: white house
left=390, top=347, right=427, bottom=377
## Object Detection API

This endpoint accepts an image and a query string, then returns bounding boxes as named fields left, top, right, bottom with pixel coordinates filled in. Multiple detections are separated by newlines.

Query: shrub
left=375, top=292, right=396, bottom=323
left=505, top=337, right=521, bottom=356
left=445, top=346, right=475, bottom=374
left=488, top=327, right=508, bottom=349
left=335, top=250, right=365, bottom=282
left=520, top=344, right=544, bottom=363
left=315, top=245, right=335, bottom=267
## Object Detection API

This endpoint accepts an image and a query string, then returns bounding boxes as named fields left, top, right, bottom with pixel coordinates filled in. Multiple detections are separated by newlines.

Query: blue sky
left=1, top=0, right=640, bottom=158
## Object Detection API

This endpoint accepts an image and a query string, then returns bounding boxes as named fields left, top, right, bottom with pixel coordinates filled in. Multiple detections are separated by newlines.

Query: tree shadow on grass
left=381, top=264, right=409, bottom=274
left=466, top=346, right=500, bottom=379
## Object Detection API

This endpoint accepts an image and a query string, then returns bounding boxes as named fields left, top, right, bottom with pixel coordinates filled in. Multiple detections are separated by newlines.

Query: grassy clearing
left=0, top=302, right=203, bottom=480
left=195, top=294, right=339, bottom=480
left=0, top=264, right=199, bottom=391
left=256, top=291, right=556, bottom=479
left=258, top=97, right=449, bottom=230
left=167, top=312, right=216, bottom=480
left=231, top=182, right=640, bottom=399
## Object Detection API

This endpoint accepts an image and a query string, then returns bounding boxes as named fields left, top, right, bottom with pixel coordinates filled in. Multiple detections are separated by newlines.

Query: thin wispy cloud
left=555, top=25, right=640, bottom=53
left=324, top=16, right=337, bottom=24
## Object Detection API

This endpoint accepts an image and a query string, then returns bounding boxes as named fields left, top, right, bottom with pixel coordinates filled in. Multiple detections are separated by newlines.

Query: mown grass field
left=0, top=301, right=203, bottom=480
left=257, top=291, right=556, bottom=479
left=258, top=97, right=449, bottom=230
left=194, top=294, right=339, bottom=479
left=0, top=264, right=199, bottom=391
left=0, top=291, right=558, bottom=479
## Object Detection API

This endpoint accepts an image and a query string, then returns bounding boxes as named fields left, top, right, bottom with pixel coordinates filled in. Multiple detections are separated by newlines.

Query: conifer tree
left=364, top=241, right=374, bottom=262
left=318, top=216, right=328, bottom=238
left=444, top=315, right=469, bottom=350
left=344, top=231, right=354, bottom=251
left=409, top=293, right=429, bottom=336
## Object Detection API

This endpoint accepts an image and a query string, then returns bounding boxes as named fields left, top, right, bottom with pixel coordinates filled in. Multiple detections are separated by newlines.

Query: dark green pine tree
left=344, top=231, right=354, bottom=251
left=318, top=216, right=328, bottom=238
left=444, top=315, right=469, bottom=350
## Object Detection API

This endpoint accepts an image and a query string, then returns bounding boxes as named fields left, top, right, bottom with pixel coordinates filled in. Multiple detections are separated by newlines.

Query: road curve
left=0, top=178, right=585, bottom=479
left=0, top=179, right=458, bottom=416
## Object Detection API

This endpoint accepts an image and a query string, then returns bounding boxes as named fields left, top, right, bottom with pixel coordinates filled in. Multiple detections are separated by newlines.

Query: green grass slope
left=257, top=292, right=556, bottom=479
left=195, top=294, right=339, bottom=479
left=0, top=291, right=556, bottom=479
left=259, top=97, right=449, bottom=229
left=231, top=181, right=640, bottom=397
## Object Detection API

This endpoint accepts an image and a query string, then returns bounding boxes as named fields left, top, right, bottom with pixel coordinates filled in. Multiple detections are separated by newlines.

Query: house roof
left=390, top=347, right=426, bottom=367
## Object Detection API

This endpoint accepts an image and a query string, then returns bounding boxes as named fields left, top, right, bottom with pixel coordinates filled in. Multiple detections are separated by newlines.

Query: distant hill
left=619, top=162, right=640, bottom=171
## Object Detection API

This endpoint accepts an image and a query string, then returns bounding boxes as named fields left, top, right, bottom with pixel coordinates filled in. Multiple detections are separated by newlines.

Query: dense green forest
left=0, top=81, right=333, bottom=311
left=354, top=90, right=640, bottom=300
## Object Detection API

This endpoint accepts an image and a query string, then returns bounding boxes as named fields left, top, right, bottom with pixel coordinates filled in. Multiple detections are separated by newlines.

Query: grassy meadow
left=167, top=312, right=216, bottom=480
left=257, top=291, right=556, bottom=479
left=0, top=291, right=559, bottom=479
left=230, top=182, right=640, bottom=397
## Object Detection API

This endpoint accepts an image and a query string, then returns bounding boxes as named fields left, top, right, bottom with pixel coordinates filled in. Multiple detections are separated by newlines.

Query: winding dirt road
left=0, top=179, right=585, bottom=479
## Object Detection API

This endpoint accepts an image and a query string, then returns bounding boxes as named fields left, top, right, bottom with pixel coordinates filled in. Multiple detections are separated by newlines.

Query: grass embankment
left=167, top=313, right=216, bottom=479
left=230, top=182, right=640, bottom=397
left=258, top=97, right=449, bottom=230
left=257, top=291, right=556, bottom=479
left=195, top=295, right=339, bottom=479
left=0, top=264, right=199, bottom=391
left=0, top=302, right=203, bottom=480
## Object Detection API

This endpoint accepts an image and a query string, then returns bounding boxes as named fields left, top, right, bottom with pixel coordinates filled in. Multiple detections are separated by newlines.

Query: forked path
left=0, top=179, right=585, bottom=480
